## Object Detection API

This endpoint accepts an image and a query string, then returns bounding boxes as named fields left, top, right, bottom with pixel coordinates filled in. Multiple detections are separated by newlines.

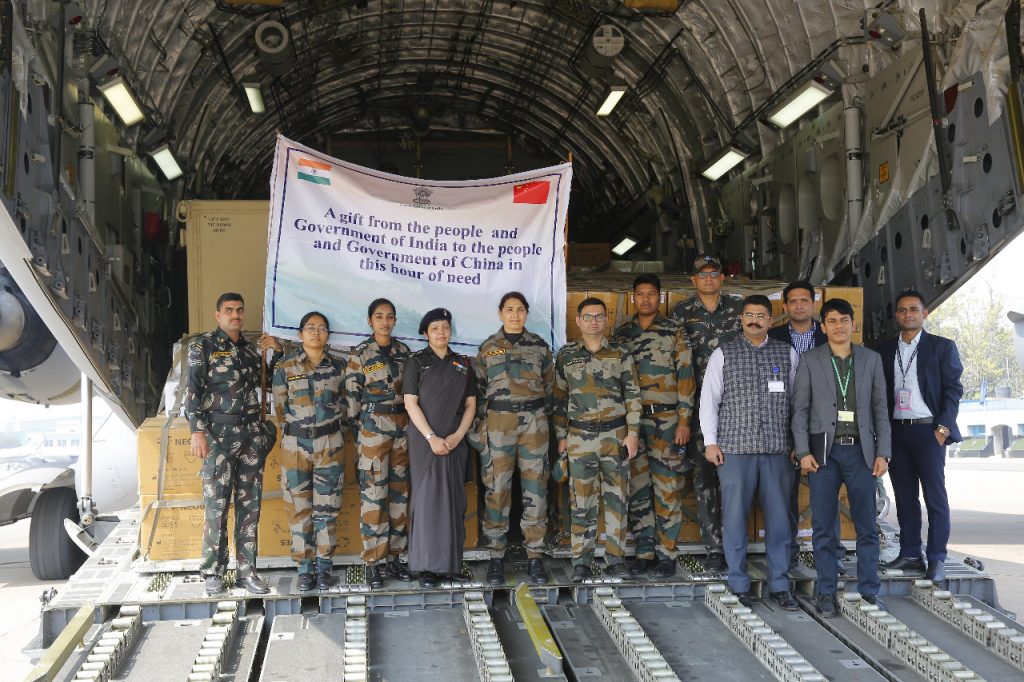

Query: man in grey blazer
left=792, top=298, right=891, bottom=617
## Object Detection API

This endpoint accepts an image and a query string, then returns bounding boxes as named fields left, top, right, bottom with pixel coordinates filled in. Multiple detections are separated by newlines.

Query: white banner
left=264, top=135, right=570, bottom=351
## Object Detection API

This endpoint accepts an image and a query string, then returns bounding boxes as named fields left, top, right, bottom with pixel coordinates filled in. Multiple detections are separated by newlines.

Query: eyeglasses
left=303, top=324, right=329, bottom=334
left=741, top=312, right=770, bottom=320
left=696, top=270, right=721, bottom=279
left=580, top=314, right=607, bottom=323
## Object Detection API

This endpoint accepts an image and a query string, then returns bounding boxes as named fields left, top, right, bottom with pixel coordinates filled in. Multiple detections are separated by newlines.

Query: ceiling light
left=766, top=80, right=833, bottom=129
left=597, top=85, right=627, bottom=117
left=700, top=146, right=748, bottom=181
left=150, top=145, right=183, bottom=181
left=97, top=77, right=145, bottom=127
left=612, top=237, right=637, bottom=256
left=243, top=82, right=265, bottom=114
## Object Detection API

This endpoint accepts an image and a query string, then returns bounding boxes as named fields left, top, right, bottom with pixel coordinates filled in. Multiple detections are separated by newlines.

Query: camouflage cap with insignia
left=693, top=254, right=723, bottom=273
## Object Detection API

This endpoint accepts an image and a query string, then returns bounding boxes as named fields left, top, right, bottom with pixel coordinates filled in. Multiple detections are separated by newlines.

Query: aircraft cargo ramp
left=28, top=515, right=1023, bottom=682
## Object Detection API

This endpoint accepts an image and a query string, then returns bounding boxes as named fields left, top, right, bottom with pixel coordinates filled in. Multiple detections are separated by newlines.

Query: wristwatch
left=424, top=432, right=435, bottom=440
left=936, top=424, right=951, bottom=436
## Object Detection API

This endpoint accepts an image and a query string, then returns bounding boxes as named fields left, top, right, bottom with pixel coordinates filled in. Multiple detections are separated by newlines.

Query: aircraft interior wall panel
left=792, top=102, right=845, bottom=275
left=770, top=139, right=798, bottom=280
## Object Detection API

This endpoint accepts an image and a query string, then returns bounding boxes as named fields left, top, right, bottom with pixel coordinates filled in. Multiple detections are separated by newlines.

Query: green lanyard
left=830, top=354, right=852, bottom=410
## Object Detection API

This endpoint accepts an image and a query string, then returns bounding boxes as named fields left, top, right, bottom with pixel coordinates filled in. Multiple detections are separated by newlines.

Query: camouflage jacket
left=272, top=350, right=347, bottom=430
left=612, top=315, right=696, bottom=426
left=553, top=338, right=642, bottom=441
left=343, top=338, right=412, bottom=421
left=670, top=293, right=744, bottom=385
left=184, top=329, right=279, bottom=433
left=474, top=328, right=554, bottom=416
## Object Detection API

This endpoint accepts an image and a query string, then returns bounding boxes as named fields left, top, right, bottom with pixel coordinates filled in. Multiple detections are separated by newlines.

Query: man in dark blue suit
left=877, top=290, right=964, bottom=582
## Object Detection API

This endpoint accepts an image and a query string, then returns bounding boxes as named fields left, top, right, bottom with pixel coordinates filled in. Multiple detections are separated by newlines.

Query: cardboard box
left=139, top=493, right=228, bottom=562
left=568, top=243, right=611, bottom=267
left=754, top=477, right=855, bottom=543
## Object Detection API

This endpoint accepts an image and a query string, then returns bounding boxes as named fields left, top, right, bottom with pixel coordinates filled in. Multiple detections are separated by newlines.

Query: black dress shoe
left=486, top=558, right=505, bottom=586
left=240, top=573, right=271, bottom=595
left=651, top=559, right=676, bottom=579
left=733, top=591, right=754, bottom=608
left=527, top=558, right=549, bottom=585
left=769, top=591, right=800, bottom=611
left=604, top=562, right=632, bottom=578
left=925, top=561, right=946, bottom=582
left=419, top=571, right=438, bottom=588
left=703, top=552, right=726, bottom=572
left=366, top=564, right=384, bottom=589
left=815, top=593, right=838, bottom=618
left=296, top=573, right=316, bottom=592
left=570, top=565, right=593, bottom=583
left=316, top=571, right=335, bottom=590
left=883, top=555, right=926, bottom=573
left=385, top=558, right=413, bottom=582
left=862, top=594, right=886, bottom=610
left=204, top=574, right=226, bottom=596
left=626, top=557, right=650, bottom=576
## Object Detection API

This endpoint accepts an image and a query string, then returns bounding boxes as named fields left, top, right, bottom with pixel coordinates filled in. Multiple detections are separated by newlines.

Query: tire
left=29, top=487, right=86, bottom=580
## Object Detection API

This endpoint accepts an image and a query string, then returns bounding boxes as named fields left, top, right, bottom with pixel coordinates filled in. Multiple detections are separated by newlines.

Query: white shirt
left=894, top=330, right=933, bottom=419
left=699, top=337, right=799, bottom=446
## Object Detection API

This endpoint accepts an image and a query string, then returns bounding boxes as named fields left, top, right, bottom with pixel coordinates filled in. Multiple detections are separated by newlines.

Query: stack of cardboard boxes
left=137, top=417, right=478, bottom=562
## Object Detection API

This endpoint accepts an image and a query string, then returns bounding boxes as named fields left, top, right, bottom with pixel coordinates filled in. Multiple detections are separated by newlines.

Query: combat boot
left=527, top=558, right=548, bottom=585
left=204, top=574, right=226, bottom=596
left=385, top=558, right=413, bottom=582
left=296, top=572, right=316, bottom=592
left=486, top=558, right=505, bottom=586
left=366, top=564, right=384, bottom=589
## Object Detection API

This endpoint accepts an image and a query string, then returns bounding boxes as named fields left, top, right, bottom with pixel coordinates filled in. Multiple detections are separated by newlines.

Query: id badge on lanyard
left=896, top=387, right=913, bottom=410
left=768, top=365, right=785, bottom=393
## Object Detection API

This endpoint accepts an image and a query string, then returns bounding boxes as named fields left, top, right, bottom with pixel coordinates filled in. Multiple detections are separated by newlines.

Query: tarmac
left=1, top=457, right=1021, bottom=680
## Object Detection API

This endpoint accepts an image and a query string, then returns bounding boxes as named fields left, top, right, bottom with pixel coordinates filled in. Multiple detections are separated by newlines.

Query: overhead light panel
left=766, top=80, right=833, bottom=129
left=150, top=145, right=183, bottom=181
left=243, top=82, right=265, bottom=114
left=700, top=146, right=748, bottom=181
left=597, top=85, right=627, bottom=117
left=612, top=237, right=637, bottom=256
left=97, top=77, right=145, bottom=127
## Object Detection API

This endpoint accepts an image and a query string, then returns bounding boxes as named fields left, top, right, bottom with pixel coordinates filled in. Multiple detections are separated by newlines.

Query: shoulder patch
left=211, top=351, right=233, bottom=358
left=565, top=357, right=586, bottom=367
left=287, top=373, right=307, bottom=381
left=363, top=361, right=386, bottom=374
left=484, top=348, right=506, bottom=357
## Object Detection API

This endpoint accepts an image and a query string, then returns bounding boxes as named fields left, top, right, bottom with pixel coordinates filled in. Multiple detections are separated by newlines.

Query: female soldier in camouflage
left=343, top=298, right=413, bottom=589
left=271, top=311, right=347, bottom=591
left=475, top=292, right=553, bottom=586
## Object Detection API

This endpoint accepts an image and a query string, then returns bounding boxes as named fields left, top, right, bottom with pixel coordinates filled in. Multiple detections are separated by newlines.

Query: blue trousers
left=718, top=453, right=792, bottom=593
left=807, top=443, right=880, bottom=597
left=890, top=423, right=949, bottom=562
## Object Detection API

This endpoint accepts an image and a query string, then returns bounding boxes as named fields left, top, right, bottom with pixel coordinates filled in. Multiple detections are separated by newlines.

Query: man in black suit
left=877, top=290, right=964, bottom=582
left=768, top=281, right=830, bottom=573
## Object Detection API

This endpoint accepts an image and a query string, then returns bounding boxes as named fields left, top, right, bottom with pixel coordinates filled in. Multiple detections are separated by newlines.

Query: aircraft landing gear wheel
left=29, top=488, right=86, bottom=580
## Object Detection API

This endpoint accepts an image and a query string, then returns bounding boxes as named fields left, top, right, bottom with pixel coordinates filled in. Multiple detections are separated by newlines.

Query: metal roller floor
left=542, top=603, right=638, bottom=679
left=114, top=618, right=213, bottom=681
left=367, top=609, right=480, bottom=680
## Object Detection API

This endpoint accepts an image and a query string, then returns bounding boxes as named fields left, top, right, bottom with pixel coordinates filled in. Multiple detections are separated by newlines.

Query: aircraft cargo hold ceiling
left=79, top=0, right=956, bottom=259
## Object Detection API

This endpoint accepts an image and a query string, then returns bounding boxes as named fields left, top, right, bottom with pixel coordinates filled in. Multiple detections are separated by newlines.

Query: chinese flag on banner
left=513, top=180, right=550, bottom=204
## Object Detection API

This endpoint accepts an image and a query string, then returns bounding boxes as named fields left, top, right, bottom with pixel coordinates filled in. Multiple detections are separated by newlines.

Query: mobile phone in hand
left=620, top=444, right=630, bottom=460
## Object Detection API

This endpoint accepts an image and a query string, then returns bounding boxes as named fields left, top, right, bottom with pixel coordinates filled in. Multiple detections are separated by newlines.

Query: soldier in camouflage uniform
left=186, top=293, right=282, bottom=596
left=613, top=274, right=696, bottom=578
left=272, top=311, right=346, bottom=592
left=669, top=255, right=743, bottom=571
left=475, top=292, right=554, bottom=587
left=343, top=298, right=414, bottom=589
left=555, top=297, right=642, bottom=583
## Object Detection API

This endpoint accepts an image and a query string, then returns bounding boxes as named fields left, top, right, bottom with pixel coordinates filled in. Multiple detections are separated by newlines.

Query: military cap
left=418, top=307, right=453, bottom=334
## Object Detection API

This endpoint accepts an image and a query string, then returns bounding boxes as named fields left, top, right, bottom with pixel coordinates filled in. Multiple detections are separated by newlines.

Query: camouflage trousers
left=356, top=412, right=410, bottom=564
left=280, top=432, right=345, bottom=573
left=628, top=414, right=686, bottom=560
left=200, top=421, right=271, bottom=575
left=567, top=425, right=628, bottom=567
left=481, top=408, right=550, bottom=558
left=686, top=430, right=724, bottom=554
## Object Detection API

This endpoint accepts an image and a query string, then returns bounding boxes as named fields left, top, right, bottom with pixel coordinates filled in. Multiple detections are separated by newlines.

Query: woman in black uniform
left=402, top=308, right=477, bottom=588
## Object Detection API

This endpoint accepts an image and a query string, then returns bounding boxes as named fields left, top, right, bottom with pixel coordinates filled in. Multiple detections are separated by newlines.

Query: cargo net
left=704, top=584, right=825, bottom=681
left=462, top=591, right=513, bottom=681
left=838, top=590, right=987, bottom=681
left=73, top=605, right=142, bottom=681
left=911, top=580, right=1023, bottom=673
left=591, top=586, right=680, bottom=682
left=343, top=595, right=369, bottom=681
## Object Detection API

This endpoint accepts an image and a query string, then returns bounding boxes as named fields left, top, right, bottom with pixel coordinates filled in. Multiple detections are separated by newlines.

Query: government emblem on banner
left=297, top=158, right=332, bottom=185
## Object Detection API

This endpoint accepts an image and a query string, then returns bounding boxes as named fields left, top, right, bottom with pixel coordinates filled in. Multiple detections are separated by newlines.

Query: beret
left=418, top=307, right=452, bottom=335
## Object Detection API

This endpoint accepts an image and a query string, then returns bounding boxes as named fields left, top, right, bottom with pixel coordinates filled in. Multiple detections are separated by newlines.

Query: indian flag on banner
left=297, top=158, right=331, bottom=185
